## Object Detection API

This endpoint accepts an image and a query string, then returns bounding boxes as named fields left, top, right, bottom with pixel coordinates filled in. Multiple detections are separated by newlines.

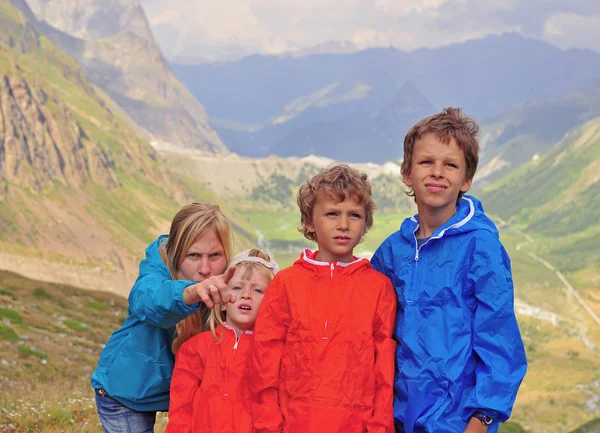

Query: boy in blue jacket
left=372, top=107, right=527, bottom=433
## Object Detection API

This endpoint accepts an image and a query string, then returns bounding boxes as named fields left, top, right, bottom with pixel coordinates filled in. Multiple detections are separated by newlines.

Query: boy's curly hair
left=297, top=164, right=375, bottom=242
left=402, top=107, right=480, bottom=202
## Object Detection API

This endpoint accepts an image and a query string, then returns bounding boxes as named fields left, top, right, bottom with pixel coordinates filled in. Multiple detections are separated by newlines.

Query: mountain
left=172, top=33, right=600, bottom=162
left=476, top=80, right=600, bottom=184
left=156, top=148, right=412, bottom=211
left=214, top=81, right=434, bottom=163
left=480, top=115, right=600, bottom=273
left=0, top=0, right=254, bottom=294
left=8, top=0, right=226, bottom=153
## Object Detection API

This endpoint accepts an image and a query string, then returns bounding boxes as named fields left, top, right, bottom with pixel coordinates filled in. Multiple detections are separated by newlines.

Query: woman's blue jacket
left=91, top=235, right=200, bottom=412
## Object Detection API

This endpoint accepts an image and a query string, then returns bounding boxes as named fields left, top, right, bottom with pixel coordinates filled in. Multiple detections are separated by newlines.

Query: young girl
left=166, top=248, right=279, bottom=433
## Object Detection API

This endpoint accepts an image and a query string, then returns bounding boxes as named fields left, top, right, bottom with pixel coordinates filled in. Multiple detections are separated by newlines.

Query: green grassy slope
left=481, top=117, right=600, bottom=272
left=478, top=116, right=600, bottom=432
left=478, top=84, right=600, bottom=185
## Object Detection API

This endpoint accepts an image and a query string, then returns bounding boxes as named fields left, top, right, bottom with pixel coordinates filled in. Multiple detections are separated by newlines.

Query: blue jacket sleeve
left=371, top=241, right=389, bottom=275
left=464, top=232, right=527, bottom=422
left=127, top=236, right=201, bottom=329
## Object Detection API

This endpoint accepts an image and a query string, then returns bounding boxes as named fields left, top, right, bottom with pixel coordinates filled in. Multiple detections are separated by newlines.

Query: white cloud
left=543, top=13, right=600, bottom=52
left=374, top=0, right=450, bottom=16
left=352, top=28, right=391, bottom=49
left=139, top=0, right=600, bottom=61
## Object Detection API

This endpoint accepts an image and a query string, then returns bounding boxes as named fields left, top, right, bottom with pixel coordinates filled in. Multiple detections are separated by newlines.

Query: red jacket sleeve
left=366, top=277, right=397, bottom=433
left=166, top=336, right=207, bottom=433
left=248, top=274, right=291, bottom=433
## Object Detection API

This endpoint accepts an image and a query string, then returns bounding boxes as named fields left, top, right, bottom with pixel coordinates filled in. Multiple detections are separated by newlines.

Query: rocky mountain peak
left=13, top=0, right=227, bottom=153
left=0, top=74, right=119, bottom=196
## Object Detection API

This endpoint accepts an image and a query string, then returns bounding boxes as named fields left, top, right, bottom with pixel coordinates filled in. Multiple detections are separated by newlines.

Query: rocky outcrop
left=0, top=74, right=119, bottom=195
left=0, top=0, right=39, bottom=52
left=13, top=0, right=227, bottom=153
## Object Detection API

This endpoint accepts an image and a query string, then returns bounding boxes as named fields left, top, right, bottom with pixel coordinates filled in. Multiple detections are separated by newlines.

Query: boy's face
left=225, top=265, right=270, bottom=334
left=403, top=133, right=472, bottom=218
left=306, top=194, right=366, bottom=263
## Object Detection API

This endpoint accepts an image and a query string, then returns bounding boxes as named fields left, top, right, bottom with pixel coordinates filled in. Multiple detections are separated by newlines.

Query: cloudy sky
left=139, top=0, right=600, bottom=62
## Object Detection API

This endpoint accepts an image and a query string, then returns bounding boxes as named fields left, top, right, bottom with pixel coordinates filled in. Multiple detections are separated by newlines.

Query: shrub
left=87, top=300, right=107, bottom=311
left=33, top=287, right=52, bottom=299
left=0, top=324, right=18, bottom=342
left=18, top=345, right=47, bottom=359
left=62, top=319, right=88, bottom=331
left=0, top=308, right=23, bottom=324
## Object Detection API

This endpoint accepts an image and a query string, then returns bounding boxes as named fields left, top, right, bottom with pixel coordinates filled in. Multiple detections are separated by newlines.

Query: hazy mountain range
left=173, top=33, right=600, bottom=162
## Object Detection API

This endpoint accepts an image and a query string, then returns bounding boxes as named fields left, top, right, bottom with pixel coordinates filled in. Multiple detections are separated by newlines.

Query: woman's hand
left=183, top=266, right=237, bottom=308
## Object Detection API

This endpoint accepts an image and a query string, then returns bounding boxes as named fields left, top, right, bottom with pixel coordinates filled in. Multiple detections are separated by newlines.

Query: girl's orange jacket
left=248, top=250, right=397, bottom=433
left=166, top=324, right=253, bottom=433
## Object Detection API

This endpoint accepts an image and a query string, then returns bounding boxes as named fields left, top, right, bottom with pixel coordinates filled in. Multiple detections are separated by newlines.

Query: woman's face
left=176, top=228, right=227, bottom=282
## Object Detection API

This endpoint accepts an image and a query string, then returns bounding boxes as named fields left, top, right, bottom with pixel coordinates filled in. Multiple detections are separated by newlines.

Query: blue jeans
left=95, top=389, right=157, bottom=433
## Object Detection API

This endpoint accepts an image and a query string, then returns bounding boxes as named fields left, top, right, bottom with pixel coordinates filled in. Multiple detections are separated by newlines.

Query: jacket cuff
left=175, top=281, right=202, bottom=313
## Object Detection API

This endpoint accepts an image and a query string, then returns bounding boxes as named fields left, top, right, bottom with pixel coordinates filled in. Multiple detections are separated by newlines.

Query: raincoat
left=248, top=249, right=397, bottom=433
left=91, top=235, right=201, bottom=411
left=371, top=195, right=527, bottom=433
left=167, top=324, right=253, bottom=433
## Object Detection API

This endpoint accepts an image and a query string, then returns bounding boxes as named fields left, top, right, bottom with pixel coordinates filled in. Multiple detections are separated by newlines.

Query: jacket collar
left=402, top=195, right=477, bottom=242
left=222, top=321, right=253, bottom=335
left=297, top=249, right=370, bottom=274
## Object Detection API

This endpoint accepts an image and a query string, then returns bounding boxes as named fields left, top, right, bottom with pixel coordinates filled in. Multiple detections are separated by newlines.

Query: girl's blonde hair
left=209, top=248, right=277, bottom=342
left=162, top=203, right=233, bottom=354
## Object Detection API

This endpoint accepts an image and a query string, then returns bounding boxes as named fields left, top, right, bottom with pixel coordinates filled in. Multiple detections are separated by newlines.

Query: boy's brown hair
left=402, top=107, right=480, bottom=202
left=297, top=164, right=375, bottom=241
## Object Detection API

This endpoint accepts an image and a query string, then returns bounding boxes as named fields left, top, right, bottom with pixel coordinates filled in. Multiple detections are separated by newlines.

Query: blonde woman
left=92, top=203, right=237, bottom=433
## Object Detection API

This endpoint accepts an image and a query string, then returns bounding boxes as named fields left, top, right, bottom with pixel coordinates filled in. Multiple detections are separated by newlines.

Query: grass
left=0, top=270, right=177, bottom=433
left=62, top=320, right=88, bottom=332
left=18, top=345, right=47, bottom=359
left=87, top=300, right=107, bottom=311
left=0, top=324, right=18, bottom=342
left=0, top=308, right=23, bottom=325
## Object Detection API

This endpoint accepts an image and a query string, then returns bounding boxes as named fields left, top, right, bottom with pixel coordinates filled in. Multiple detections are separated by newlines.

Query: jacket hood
left=294, top=249, right=371, bottom=275
left=400, top=195, right=499, bottom=241
left=146, top=234, right=168, bottom=265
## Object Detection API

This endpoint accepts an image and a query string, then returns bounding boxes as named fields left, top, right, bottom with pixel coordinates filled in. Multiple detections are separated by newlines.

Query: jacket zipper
left=321, top=263, right=334, bottom=340
left=224, top=327, right=243, bottom=397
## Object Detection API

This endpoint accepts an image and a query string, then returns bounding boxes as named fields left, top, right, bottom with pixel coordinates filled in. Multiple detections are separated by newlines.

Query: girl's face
left=225, top=265, right=270, bottom=335
left=177, top=228, right=227, bottom=282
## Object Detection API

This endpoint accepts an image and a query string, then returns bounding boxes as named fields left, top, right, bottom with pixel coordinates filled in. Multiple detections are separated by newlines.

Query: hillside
left=0, top=270, right=171, bottom=432
left=9, top=0, right=226, bottom=153
left=477, top=81, right=600, bottom=184
left=157, top=147, right=413, bottom=212
left=477, top=116, right=600, bottom=432
left=480, top=116, right=600, bottom=273
left=0, top=0, right=255, bottom=295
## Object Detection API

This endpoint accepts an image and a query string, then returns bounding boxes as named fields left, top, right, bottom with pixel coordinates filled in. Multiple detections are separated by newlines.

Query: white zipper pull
left=415, top=249, right=419, bottom=261
left=232, top=328, right=240, bottom=350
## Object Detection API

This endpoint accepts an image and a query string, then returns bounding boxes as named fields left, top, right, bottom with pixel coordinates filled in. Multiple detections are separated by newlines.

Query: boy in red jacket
left=248, top=164, right=397, bottom=433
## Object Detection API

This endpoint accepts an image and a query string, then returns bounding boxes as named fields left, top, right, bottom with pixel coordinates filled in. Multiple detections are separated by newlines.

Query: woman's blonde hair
left=209, top=248, right=276, bottom=342
left=163, top=203, right=233, bottom=353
